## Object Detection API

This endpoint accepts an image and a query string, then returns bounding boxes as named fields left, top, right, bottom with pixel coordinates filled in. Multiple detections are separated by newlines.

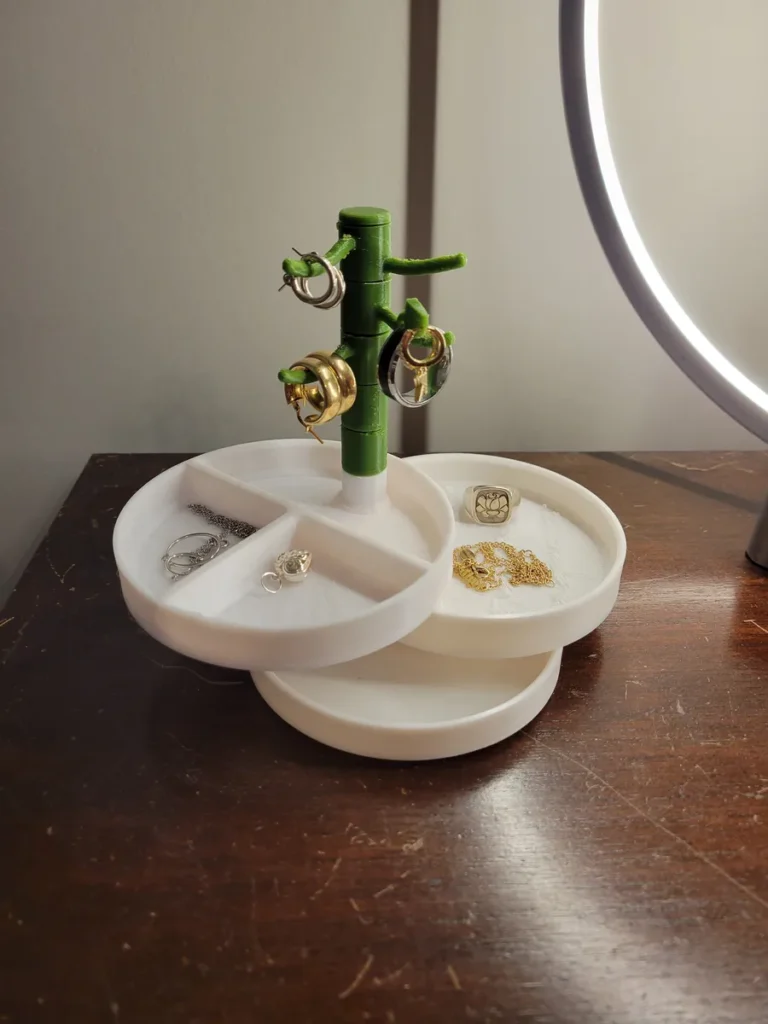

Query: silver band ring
left=464, top=486, right=521, bottom=525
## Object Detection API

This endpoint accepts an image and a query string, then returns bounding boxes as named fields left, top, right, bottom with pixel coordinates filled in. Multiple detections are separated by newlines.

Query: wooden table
left=2, top=452, right=768, bottom=1024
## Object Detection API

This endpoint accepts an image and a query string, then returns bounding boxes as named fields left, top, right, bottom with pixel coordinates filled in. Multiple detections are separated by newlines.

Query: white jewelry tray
left=402, top=454, right=627, bottom=659
left=254, top=646, right=562, bottom=761
left=113, top=440, right=454, bottom=670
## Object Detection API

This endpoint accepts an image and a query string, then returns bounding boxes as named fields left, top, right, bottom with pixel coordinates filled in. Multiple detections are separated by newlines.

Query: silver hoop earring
left=284, top=251, right=345, bottom=309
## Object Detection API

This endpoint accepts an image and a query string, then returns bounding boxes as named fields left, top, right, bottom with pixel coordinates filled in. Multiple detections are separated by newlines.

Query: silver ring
left=163, top=532, right=225, bottom=579
left=261, top=549, right=313, bottom=593
left=463, top=486, right=521, bottom=525
left=288, top=252, right=345, bottom=309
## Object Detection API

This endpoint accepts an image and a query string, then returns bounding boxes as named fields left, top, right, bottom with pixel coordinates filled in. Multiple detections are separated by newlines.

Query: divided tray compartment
left=401, top=453, right=627, bottom=659
left=253, top=646, right=563, bottom=761
left=113, top=440, right=455, bottom=670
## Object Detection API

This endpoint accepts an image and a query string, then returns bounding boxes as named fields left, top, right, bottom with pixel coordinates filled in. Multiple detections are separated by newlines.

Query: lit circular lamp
left=559, top=0, right=768, bottom=567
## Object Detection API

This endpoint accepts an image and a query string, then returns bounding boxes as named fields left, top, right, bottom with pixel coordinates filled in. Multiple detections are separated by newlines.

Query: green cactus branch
left=375, top=305, right=399, bottom=329
left=377, top=298, right=455, bottom=339
left=277, top=207, right=465, bottom=477
left=282, top=235, right=356, bottom=279
left=383, top=252, right=466, bottom=276
left=278, top=301, right=456, bottom=385
left=279, top=366, right=313, bottom=385
left=401, top=297, right=429, bottom=329
left=278, top=342, right=355, bottom=385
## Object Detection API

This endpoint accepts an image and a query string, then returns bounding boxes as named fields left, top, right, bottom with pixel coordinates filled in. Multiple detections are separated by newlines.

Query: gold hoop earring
left=401, top=326, right=447, bottom=369
left=285, top=354, right=343, bottom=442
left=307, top=351, right=357, bottom=414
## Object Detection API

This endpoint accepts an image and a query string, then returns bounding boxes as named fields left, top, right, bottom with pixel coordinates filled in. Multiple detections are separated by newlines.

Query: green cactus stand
left=279, top=207, right=465, bottom=493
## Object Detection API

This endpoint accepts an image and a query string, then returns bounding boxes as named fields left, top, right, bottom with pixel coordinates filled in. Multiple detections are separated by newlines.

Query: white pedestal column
left=341, top=470, right=388, bottom=513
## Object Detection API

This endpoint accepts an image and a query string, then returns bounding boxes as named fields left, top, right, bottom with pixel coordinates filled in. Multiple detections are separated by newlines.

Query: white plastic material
left=253, top=646, right=562, bottom=761
left=402, top=453, right=626, bottom=659
left=341, top=469, right=388, bottom=513
left=113, top=440, right=454, bottom=670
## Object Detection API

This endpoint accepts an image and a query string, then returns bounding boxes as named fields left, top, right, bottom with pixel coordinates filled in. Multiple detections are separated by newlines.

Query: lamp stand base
left=746, top=499, right=768, bottom=570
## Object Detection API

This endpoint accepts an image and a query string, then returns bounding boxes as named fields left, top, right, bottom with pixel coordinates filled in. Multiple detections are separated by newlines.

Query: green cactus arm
left=394, top=298, right=455, bottom=345
left=282, top=235, right=356, bottom=279
left=375, top=305, right=399, bottom=329
left=383, top=252, right=467, bottom=276
left=277, top=326, right=454, bottom=387
left=278, top=341, right=356, bottom=385
left=278, top=367, right=314, bottom=385
left=400, top=297, right=429, bottom=330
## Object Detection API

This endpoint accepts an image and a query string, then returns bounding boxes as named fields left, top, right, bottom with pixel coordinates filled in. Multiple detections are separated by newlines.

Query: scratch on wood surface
left=373, top=884, right=395, bottom=900
left=349, top=898, right=373, bottom=925
left=667, top=459, right=747, bottom=473
left=523, top=730, right=768, bottom=915
left=46, top=550, right=75, bottom=585
left=249, top=877, right=275, bottom=966
left=167, top=732, right=194, bottom=753
left=311, top=857, right=342, bottom=900
left=446, top=964, right=462, bottom=991
left=623, top=573, right=682, bottom=587
left=745, top=619, right=768, bottom=635
left=348, top=825, right=381, bottom=847
left=373, top=963, right=410, bottom=987
left=0, top=617, right=14, bottom=629
left=1, top=616, right=34, bottom=666
left=150, top=659, right=241, bottom=685
left=402, top=837, right=424, bottom=854
left=676, top=699, right=685, bottom=715
left=338, top=953, right=374, bottom=1000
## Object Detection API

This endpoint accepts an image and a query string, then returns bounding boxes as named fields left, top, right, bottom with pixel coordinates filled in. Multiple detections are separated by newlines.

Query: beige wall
left=1, top=0, right=764, bottom=602
left=602, top=0, right=768, bottom=395
left=0, top=0, right=408, bottom=600
left=431, top=0, right=761, bottom=453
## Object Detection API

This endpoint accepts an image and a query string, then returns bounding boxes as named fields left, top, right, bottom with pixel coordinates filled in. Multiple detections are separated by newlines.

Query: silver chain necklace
left=186, top=503, right=257, bottom=539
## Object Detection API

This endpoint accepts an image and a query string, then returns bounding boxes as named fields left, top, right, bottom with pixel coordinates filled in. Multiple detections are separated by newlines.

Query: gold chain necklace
left=453, top=541, right=554, bottom=592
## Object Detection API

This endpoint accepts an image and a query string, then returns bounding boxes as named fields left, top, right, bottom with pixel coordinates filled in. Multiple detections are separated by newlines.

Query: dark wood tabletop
left=2, top=451, right=768, bottom=1024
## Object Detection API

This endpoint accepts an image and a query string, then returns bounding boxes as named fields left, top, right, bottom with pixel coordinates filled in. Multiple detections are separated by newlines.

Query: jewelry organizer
left=114, top=207, right=626, bottom=760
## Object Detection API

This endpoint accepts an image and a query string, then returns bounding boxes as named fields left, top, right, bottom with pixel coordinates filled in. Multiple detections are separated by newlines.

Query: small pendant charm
left=275, top=549, right=312, bottom=583
left=261, top=549, right=313, bottom=593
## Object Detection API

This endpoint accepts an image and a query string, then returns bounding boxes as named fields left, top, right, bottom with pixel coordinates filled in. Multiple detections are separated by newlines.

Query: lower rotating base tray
left=252, top=645, right=562, bottom=761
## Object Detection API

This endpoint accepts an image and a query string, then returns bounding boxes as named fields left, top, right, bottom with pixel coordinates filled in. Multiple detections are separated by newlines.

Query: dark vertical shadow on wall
left=401, top=0, right=440, bottom=456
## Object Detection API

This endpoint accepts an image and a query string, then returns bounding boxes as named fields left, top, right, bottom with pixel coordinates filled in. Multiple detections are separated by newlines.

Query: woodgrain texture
left=2, top=451, right=768, bottom=1024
